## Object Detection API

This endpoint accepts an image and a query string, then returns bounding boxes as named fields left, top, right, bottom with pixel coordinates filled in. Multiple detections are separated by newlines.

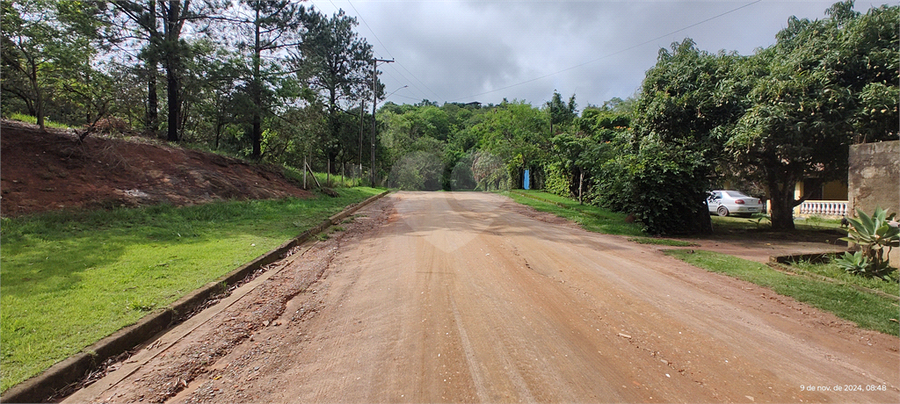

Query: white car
left=708, top=190, right=764, bottom=217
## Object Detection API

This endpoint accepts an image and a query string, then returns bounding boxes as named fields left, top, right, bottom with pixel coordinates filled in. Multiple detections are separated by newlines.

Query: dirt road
left=67, top=192, right=899, bottom=403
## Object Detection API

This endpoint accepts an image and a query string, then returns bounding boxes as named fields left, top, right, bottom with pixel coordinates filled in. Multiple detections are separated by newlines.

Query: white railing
left=796, top=200, right=848, bottom=217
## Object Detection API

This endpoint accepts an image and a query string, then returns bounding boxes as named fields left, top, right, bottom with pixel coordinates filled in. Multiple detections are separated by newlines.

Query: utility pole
left=371, top=58, right=393, bottom=187
left=358, top=100, right=365, bottom=177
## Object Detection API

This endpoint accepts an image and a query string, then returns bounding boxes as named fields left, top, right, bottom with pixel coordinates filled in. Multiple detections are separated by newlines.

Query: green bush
left=596, top=141, right=711, bottom=235
left=836, top=207, right=899, bottom=280
left=449, top=158, right=477, bottom=190
left=543, top=164, right=571, bottom=197
left=388, top=151, right=443, bottom=190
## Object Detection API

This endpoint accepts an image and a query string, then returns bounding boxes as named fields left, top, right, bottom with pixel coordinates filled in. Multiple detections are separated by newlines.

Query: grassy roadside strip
left=767, top=260, right=899, bottom=301
left=506, top=190, right=643, bottom=236
left=0, top=188, right=381, bottom=392
left=665, top=250, right=899, bottom=336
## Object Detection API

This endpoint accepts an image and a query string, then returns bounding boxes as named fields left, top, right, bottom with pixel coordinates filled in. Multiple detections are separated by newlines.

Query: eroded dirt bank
left=67, top=192, right=899, bottom=403
left=1, top=120, right=311, bottom=217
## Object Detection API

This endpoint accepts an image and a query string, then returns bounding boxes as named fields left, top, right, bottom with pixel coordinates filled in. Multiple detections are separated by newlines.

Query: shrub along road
left=67, top=192, right=898, bottom=403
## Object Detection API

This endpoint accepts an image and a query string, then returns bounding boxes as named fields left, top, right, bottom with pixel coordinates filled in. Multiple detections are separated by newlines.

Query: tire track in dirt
left=66, top=192, right=899, bottom=403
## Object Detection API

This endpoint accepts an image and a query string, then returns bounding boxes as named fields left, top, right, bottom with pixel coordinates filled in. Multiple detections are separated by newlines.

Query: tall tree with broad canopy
left=726, top=0, right=899, bottom=230
left=107, top=0, right=164, bottom=134
left=628, top=39, right=750, bottom=234
left=224, top=0, right=311, bottom=159
left=1, top=0, right=106, bottom=129
left=109, top=1, right=223, bottom=142
left=295, top=9, right=374, bottom=179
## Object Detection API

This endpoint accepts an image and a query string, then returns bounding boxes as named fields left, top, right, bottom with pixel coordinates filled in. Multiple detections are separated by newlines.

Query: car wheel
left=716, top=206, right=729, bottom=217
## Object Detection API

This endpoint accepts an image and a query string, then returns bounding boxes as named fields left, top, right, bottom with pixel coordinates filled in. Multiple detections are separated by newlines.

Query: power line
left=313, top=0, right=437, bottom=101
left=452, top=0, right=763, bottom=102
left=345, top=0, right=445, bottom=102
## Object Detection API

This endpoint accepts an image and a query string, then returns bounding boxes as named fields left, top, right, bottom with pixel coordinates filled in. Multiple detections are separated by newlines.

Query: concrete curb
left=0, top=190, right=389, bottom=404
left=770, top=251, right=843, bottom=265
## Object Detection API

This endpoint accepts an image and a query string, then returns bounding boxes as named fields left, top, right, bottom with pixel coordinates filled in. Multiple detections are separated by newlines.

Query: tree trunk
left=145, top=0, right=159, bottom=135
left=215, top=121, right=222, bottom=150
left=693, top=204, right=713, bottom=234
left=767, top=173, right=797, bottom=231
left=163, top=1, right=182, bottom=142
left=250, top=6, right=262, bottom=159
left=251, top=113, right=261, bottom=158
left=165, top=67, right=180, bottom=142
left=28, top=58, right=44, bottom=130
left=147, top=67, right=159, bottom=134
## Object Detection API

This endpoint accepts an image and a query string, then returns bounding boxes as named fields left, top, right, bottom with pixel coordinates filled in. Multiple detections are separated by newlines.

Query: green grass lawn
left=506, top=190, right=643, bottom=236
left=665, top=250, right=899, bottom=336
left=787, top=259, right=900, bottom=297
left=0, top=188, right=381, bottom=393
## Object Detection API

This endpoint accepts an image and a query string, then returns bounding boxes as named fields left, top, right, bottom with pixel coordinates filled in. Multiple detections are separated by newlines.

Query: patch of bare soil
left=1, top=120, right=312, bottom=217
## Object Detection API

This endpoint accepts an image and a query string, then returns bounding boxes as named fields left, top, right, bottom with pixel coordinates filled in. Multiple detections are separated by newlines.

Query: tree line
left=2, top=1, right=897, bottom=234
left=2, top=0, right=381, bottom=176
left=376, top=1, right=897, bottom=233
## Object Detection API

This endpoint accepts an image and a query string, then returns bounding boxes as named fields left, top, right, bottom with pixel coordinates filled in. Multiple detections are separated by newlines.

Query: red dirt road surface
left=66, top=192, right=899, bottom=403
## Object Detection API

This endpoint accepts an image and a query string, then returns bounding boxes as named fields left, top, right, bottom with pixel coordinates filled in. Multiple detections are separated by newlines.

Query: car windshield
left=724, top=191, right=749, bottom=198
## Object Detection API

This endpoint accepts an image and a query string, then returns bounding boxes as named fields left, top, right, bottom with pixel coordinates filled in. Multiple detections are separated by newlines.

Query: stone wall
left=848, top=140, right=899, bottom=265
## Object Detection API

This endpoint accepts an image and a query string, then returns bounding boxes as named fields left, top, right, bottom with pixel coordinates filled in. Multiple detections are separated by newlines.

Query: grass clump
left=281, top=165, right=367, bottom=189
left=506, top=190, right=643, bottom=236
left=6, top=113, right=72, bottom=130
left=0, top=188, right=380, bottom=392
left=665, top=250, right=899, bottom=336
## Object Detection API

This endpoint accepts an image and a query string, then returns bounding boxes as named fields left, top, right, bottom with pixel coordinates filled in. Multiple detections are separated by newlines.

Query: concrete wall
left=848, top=140, right=899, bottom=265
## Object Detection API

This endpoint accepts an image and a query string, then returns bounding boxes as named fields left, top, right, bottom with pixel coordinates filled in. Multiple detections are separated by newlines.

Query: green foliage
left=545, top=90, right=577, bottom=128
left=836, top=207, right=900, bottom=280
left=623, top=38, right=753, bottom=234
left=834, top=251, right=875, bottom=277
left=448, top=152, right=477, bottom=191
left=298, top=9, right=375, bottom=167
left=471, top=151, right=510, bottom=191
left=4, top=113, right=71, bottom=130
left=388, top=150, right=443, bottom=190
left=543, top=164, right=571, bottom=197
left=228, top=0, right=309, bottom=158
left=471, top=100, right=550, bottom=184
left=726, top=1, right=899, bottom=230
left=620, top=142, right=712, bottom=235
left=1, top=0, right=108, bottom=128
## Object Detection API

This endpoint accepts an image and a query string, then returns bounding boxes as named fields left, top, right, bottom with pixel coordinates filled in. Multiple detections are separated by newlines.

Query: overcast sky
left=306, top=0, right=874, bottom=109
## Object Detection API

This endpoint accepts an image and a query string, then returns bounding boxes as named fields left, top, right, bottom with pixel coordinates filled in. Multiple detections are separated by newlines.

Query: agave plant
left=837, top=207, right=900, bottom=280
